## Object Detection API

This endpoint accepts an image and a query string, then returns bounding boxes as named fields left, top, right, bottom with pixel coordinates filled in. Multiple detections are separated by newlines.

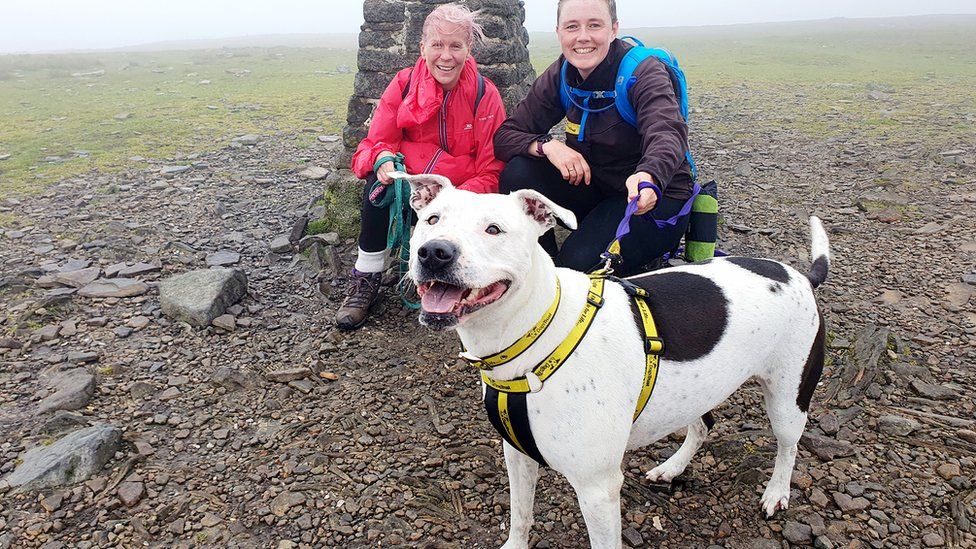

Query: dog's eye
left=427, top=215, right=439, bottom=225
left=485, top=224, right=502, bottom=235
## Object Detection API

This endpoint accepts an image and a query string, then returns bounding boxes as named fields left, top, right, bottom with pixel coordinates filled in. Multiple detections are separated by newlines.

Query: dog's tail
left=806, top=216, right=830, bottom=289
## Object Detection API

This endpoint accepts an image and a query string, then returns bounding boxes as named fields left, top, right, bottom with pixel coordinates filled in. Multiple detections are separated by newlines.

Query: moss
left=307, top=184, right=362, bottom=239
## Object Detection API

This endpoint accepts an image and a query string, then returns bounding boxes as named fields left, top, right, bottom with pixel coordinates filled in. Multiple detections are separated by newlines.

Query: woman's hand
left=625, top=172, right=658, bottom=215
left=375, top=150, right=397, bottom=184
left=543, top=140, right=591, bottom=186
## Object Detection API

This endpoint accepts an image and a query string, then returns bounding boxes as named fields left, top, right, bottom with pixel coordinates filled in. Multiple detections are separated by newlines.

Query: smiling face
left=420, top=26, right=471, bottom=91
left=556, top=0, right=618, bottom=80
left=395, top=172, right=576, bottom=331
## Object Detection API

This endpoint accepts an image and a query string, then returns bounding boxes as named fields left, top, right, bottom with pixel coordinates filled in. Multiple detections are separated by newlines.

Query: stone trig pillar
left=343, top=0, right=535, bottom=163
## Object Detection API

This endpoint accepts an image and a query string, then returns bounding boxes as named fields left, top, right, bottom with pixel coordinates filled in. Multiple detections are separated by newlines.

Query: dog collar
left=458, top=279, right=562, bottom=371
left=480, top=276, right=606, bottom=394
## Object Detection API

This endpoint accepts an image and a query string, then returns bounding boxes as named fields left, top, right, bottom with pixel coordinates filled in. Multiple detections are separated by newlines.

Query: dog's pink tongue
left=421, top=283, right=465, bottom=314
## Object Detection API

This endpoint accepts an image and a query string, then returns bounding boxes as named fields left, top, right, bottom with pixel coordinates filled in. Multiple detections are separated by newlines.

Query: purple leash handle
left=599, top=181, right=701, bottom=272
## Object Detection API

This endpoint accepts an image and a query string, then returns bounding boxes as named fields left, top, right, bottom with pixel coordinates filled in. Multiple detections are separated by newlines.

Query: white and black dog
left=396, top=172, right=829, bottom=548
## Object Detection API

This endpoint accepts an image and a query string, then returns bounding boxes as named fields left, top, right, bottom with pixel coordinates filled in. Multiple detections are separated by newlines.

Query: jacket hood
left=397, top=56, right=478, bottom=128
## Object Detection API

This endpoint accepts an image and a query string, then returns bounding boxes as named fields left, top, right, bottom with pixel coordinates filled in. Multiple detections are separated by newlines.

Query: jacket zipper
left=439, top=90, right=451, bottom=154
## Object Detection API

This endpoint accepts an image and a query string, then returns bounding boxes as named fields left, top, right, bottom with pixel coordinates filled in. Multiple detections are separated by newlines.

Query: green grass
left=0, top=48, right=353, bottom=196
left=2, top=16, right=974, bottom=198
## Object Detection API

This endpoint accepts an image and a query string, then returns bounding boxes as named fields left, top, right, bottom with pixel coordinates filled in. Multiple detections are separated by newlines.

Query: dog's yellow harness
left=459, top=274, right=663, bottom=467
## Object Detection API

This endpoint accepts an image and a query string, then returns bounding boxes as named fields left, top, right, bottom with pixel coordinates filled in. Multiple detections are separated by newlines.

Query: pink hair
left=422, top=3, right=486, bottom=47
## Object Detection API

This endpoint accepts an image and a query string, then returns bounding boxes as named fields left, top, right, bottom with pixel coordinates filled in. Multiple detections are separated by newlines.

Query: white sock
left=354, top=248, right=388, bottom=273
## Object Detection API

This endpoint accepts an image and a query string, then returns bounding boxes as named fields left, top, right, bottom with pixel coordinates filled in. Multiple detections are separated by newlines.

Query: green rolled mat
left=684, top=180, right=718, bottom=263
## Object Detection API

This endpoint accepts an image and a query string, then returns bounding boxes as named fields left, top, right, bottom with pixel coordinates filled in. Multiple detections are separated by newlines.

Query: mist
left=2, top=0, right=975, bottom=54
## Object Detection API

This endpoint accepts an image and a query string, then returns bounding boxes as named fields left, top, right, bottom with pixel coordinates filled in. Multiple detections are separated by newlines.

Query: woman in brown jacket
left=493, top=0, right=694, bottom=275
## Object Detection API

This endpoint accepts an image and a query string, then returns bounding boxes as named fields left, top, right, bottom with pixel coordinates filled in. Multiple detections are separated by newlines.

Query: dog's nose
left=417, top=239, right=458, bottom=271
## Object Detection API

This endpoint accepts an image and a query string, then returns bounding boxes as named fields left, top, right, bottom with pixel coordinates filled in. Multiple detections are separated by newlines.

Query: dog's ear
left=512, top=190, right=577, bottom=234
left=389, top=171, right=454, bottom=211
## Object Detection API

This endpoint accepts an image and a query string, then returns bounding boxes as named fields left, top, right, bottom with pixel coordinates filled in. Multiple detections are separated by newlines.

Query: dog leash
left=369, top=153, right=420, bottom=310
left=596, top=180, right=701, bottom=274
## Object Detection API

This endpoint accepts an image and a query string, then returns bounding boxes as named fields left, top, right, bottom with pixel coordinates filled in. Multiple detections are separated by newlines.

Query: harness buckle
left=644, top=337, right=665, bottom=355
left=587, top=291, right=604, bottom=308
left=598, top=252, right=621, bottom=275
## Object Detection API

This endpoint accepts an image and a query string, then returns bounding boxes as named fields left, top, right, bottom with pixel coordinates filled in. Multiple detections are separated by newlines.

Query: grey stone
left=118, top=481, right=145, bottom=507
left=832, top=491, right=870, bottom=512
left=298, top=166, right=329, bottom=180
left=814, top=536, right=834, bottom=549
left=210, top=367, right=253, bottom=391
left=159, top=268, right=247, bottom=328
left=67, top=351, right=100, bottom=363
left=58, top=259, right=90, bottom=273
left=232, top=134, right=260, bottom=145
left=271, top=490, right=306, bottom=516
left=53, top=267, right=100, bottom=288
left=205, top=251, right=241, bottom=267
left=212, top=314, right=236, bottom=331
left=3, top=424, right=121, bottom=491
left=800, top=433, right=856, bottom=461
left=78, top=278, right=149, bottom=298
left=782, top=521, right=813, bottom=544
left=910, top=380, right=961, bottom=401
left=118, top=262, right=162, bottom=277
left=160, top=165, right=191, bottom=176
left=269, top=236, right=293, bottom=253
left=34, top=325, right=61, bottom=341
left=622, top=526, right=644, bottom=547
left=37, top=410, right=90, bottom=436
left=37, top=369, right=96, bottom=414
left=877, top=414, right=920, bottom=436
left=265, top=368, right=311, bottom=383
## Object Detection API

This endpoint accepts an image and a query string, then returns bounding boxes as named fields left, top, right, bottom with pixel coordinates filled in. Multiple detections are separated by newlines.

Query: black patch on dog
left=702, top=411, right=716, bottom=431
left=769, top=284, right=781, bottom=293
left=626, top=272, right=728, bottom=362
left=725, top=257, right=791, bottom=284
left=797, top=309, right=825, bottom=412
left=806, top=255, right=829, bottom=288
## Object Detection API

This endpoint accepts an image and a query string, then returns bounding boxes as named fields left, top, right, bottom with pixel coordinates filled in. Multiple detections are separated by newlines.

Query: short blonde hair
left=422, top=3, right=486, bottom=47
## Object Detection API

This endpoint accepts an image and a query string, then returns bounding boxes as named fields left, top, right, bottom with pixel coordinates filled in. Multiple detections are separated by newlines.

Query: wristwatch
left=535, top=134, right=553, bottom=157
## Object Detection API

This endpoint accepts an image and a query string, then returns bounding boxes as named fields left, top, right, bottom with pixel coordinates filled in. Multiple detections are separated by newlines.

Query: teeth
left=574, top=48, right=595, bottom=54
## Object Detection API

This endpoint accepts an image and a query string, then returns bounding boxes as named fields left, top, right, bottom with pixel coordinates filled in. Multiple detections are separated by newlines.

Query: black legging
left=357, top=173, right=414, bottom=253
left=499, top=156, right=690, bottom=275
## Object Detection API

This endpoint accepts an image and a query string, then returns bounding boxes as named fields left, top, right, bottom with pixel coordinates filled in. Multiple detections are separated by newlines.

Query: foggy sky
left=2, top=0, right=975, bottom=54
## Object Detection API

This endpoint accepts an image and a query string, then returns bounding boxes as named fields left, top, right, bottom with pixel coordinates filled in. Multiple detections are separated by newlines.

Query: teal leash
left=369, top=153, right=420, bottom=310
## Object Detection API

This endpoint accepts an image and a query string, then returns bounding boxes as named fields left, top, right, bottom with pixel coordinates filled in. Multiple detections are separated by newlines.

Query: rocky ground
left=1, top=92, right=975, bottom=549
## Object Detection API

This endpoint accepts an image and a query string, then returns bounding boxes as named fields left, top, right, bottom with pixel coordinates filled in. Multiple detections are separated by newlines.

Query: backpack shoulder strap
left=558, top=60, right=572, bottom=114
left=474, top=72, right=485, bottom=114
left=614, top=43, right=690, bottom=126
left=401, top=69, right=413, bottom=100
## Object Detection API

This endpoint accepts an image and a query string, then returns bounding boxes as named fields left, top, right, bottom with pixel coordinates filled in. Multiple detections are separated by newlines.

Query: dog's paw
left=760, top=488, right=790, bottom=518
left=645, top=462, right=684, bottom=483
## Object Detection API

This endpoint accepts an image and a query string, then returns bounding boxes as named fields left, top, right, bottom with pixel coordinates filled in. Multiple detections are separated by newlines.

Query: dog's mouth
left=417, top=279, right=511, bottom=320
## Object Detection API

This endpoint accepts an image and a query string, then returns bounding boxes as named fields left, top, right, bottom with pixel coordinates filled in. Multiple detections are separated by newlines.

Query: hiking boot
left=335, top=269, right=382, bottom=330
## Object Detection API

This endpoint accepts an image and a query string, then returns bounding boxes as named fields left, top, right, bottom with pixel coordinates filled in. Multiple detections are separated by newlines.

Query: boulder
left=3, top=424, right=121, bottom=491
left=159, top=268, right=247, bottom=328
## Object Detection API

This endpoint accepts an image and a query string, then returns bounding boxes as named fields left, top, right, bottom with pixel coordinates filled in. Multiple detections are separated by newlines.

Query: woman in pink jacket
left=339, top=3, right=507, bottom=330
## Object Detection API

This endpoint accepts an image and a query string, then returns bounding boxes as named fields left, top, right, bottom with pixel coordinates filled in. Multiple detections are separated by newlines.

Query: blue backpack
left=558, top=36, right=697, bottom=178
